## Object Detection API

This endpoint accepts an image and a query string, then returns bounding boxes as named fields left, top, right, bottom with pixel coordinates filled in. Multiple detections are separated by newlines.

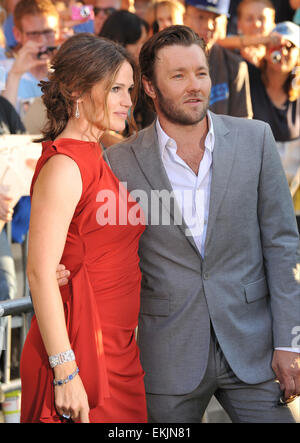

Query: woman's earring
left=75, top=100, right=80, bottom=119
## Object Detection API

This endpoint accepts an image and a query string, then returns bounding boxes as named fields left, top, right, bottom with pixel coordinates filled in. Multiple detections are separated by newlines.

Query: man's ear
left=142, top=75, right=157, bottom=100
left=13, top=26, right=22, bottom=45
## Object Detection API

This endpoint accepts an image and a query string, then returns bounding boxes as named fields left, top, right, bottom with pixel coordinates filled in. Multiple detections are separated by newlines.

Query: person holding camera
left=247, top=21, right=300, bottom=186
left=0, top=0, right=59, bottom=117
left=183, top=0, right=253, bottom=118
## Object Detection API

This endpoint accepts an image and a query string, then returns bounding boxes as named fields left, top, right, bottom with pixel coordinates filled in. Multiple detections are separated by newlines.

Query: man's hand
left=272, top=350, right=300, bottom=400
left=56, top=264, right=70, bottom=287
left=9, top=40, right=49, bottom=77
left=3, top=40, right=50, bottom=107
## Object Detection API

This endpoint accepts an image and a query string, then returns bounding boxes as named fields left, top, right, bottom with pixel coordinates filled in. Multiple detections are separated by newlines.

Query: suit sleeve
left=258, top=123, right=300, bottom=348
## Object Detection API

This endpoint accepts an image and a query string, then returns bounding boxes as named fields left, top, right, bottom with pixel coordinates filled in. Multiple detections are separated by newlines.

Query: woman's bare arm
left=27, top=154, right=89, bottom=422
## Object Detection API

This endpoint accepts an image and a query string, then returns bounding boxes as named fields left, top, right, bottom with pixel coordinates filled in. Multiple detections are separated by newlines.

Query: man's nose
left=36, top=32, right=48, bottom=44
left=187, top=75, right=201, bottom=91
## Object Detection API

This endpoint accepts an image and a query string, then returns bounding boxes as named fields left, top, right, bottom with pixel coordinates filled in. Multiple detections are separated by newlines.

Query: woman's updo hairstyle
left=38, top=32, right=138, bottom=141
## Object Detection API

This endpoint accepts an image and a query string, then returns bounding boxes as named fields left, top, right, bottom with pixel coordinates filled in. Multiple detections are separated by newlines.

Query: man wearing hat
left=184, top=0, right=253, bottom=118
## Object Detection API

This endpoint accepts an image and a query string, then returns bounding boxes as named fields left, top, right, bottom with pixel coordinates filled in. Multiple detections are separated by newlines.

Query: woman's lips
left=114, top=112, right=128, bottom=119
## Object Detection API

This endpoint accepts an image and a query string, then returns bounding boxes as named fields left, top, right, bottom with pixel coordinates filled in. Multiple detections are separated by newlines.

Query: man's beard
left=154, top=84, right=210, bottom=126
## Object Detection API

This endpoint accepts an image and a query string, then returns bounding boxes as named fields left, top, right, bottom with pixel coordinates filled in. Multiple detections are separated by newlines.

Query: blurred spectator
left=99, top=9, right=149, bottom=63
left=238, top=0, right=275, bottom=35
left=121, top=0, right=130, bottom=8
left=0, top=6, right=7, bottom=59
left=271, top=0, right=295, bottom=23
left=217, top=0, right=278, bottom=67
left=184, top=0, right=253, bottom=118
left=94, top=0, right=121, bottom=34
left=99, top=9, right=155, bottom=131
left=52, top=1, right=90, bottom=37
left=227, top=0, right=241, bottom=34
left=134, top=0, right=151, bottom=20
left=0, top=93, right=25, bottom=134
left=70, top=1, right=95, bottom=33
left=247, top=21, right=300, bottom=184
left=147, top=0, right=185, bottom=33
left=0, top=95, right=24, bottom=366
left=2, top=0, right=20, bottom=50
left=0, top=0, right=60, bottom=118
left=290, top=0, right=300, bottom=24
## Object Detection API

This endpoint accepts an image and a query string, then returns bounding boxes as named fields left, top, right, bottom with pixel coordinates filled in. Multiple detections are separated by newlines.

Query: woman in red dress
left=20, top=33, right=147, bottom=423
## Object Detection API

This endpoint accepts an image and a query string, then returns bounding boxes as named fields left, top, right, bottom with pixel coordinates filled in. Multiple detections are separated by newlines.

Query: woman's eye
left=112, top=86, right=120, bottom=93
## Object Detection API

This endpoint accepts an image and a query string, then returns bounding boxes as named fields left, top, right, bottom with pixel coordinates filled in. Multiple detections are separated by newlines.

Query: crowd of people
left=0, top=0, right=299, bottom=424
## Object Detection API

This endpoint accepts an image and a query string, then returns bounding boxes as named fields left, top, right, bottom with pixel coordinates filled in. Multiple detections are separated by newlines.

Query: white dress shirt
left=156, top=112, right=300, bottom=354
left=156, top=112, right=214, bottom=258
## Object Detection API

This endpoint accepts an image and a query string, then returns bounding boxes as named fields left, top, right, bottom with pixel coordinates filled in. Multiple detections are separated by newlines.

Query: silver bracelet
left=49, top=349, right=75, bottom=368
left=53, top=367, right=79, bottom=386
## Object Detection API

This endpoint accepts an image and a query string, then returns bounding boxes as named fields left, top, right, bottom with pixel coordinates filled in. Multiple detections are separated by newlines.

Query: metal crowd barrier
left=0, top=297, right=33, bottom=394
left=0, top=297, right=33, bottom=318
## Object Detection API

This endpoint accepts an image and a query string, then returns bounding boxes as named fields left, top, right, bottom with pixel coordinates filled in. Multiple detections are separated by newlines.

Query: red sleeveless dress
left=20, top=139, right=147, bottom=423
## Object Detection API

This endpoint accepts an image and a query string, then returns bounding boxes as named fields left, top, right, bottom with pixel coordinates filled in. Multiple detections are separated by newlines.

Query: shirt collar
left=156, top=111, right=215, bottom=158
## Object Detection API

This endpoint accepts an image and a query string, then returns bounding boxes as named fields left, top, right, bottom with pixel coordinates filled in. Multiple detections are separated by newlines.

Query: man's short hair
left=14, top=0, right=59, bottom=30
left=139, top=25, right=208, bottom=84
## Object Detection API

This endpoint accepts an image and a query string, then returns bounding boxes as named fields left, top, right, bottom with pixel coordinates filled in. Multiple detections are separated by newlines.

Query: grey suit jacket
left=106, top=112, right=300, bottom=395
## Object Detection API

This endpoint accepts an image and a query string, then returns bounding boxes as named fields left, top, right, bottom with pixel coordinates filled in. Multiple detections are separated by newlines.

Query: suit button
left=203, top=272, right=209, bottom=279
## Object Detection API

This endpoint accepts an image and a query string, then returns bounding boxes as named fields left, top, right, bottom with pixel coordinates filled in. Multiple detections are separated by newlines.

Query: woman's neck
left=57, top=118, right=103, bottom=143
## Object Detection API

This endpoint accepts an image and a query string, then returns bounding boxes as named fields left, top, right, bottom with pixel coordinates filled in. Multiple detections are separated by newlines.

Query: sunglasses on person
left=22, top=29, right=55, bottom=41
left=93, top=7, right=116, bottom=16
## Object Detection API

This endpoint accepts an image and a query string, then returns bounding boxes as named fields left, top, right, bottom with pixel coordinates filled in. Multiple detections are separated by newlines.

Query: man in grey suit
left=106, top=26, right=300, bottom=423
left=57, top=25, right=300, bottom=422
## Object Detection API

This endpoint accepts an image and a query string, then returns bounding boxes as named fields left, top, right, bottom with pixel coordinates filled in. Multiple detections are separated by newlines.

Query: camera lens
left=80, top=6, right=90, bottom=17
left=271, top=50, right=282, bottom=64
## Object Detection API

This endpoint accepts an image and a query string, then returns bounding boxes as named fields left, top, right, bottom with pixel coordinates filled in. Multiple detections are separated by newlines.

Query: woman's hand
left=54, top=362, right=90, bottom=423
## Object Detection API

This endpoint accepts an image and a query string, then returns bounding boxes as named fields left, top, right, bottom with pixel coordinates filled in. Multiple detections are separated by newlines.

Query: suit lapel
left=204, top=113, right=238, bottom=251
left=131, top=123, right=201, bottom=257
left=131, top=123, right=172, bottom=196
left=130, top=115, right=238, bottom=258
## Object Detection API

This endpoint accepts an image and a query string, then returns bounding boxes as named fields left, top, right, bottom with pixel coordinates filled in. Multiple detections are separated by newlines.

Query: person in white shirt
left=1, top=0, right=59, bottom=116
